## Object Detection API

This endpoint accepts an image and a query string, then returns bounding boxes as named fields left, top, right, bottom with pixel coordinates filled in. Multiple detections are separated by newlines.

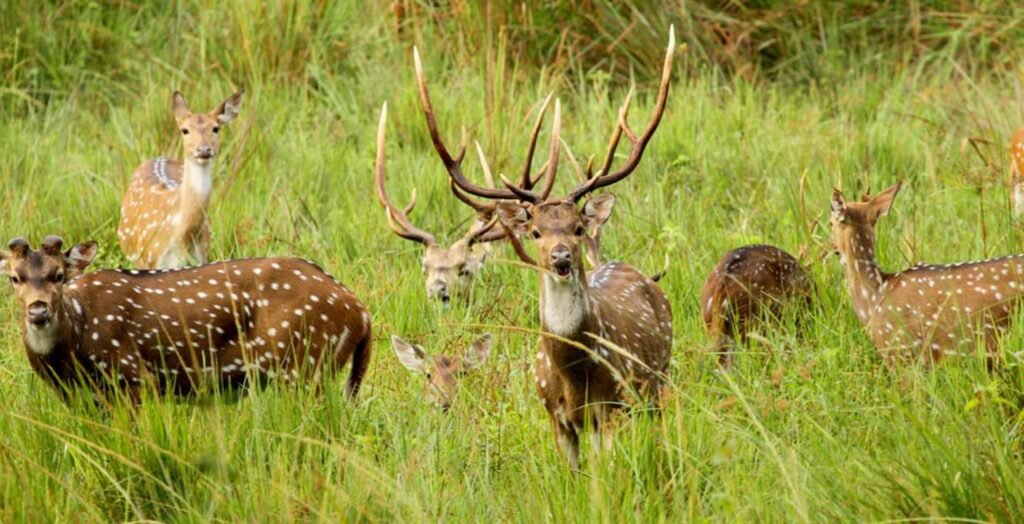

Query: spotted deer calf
left=118, top=89, right=243, bottom=269
left=0, top=236, right=371, bottom=403
left=391, top=333, right=492, bottom=410
left=831, top=182, right=1024, bottom=366
left=1011, top=128, right=1024, bottom=217
left=701, top=245, right=811, bottom=369
left=425, top=28, right=676, bottom=468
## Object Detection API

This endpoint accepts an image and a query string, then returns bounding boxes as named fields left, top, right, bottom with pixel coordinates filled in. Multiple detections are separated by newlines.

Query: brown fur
left=1011, top=127, right=1024, bottom=217
left=1, top=237, right=371, bottom=403
left=832, top=183, right=1024, bottom=366
left=700, top=245, right=811, bottom=368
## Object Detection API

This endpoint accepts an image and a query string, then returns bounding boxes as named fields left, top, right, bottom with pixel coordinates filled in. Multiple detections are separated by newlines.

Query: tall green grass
left=2, top=1, right=1024, bottom=521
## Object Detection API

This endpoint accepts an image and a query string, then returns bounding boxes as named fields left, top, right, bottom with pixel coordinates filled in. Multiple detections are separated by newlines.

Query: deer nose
left=27, top=301, right=51, bottom=327
left=196, top=145, right=214, bottom=159
left=550, top=247, right=573, bottom=276
left=428, top=281, right=450, bottom=303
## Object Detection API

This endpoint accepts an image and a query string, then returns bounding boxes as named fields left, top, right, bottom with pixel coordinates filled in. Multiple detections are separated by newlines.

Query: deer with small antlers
left=418, top=28, right=676, bottom=468
left=700, top=245, right=811, bottom=369
left=831, top=182, right=1024, bottom=366
left=118, top=89, right=243, bottom=269
left=1010, top=127, right=1024, bottom=217
left=391, top=333, right=492, bottom=410
left=0, top=236, right=372, bottom=403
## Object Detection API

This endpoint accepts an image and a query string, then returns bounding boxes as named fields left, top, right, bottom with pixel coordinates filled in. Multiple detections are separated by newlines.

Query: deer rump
left=35, top=258, right=371, bottom=398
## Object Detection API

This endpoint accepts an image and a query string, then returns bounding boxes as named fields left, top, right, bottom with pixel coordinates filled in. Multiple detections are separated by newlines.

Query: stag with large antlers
left=0, top=236, right=372, bottom=403
left=375, top=91, right=558, bottom=303
left=419, top=28, right=676, bottom=468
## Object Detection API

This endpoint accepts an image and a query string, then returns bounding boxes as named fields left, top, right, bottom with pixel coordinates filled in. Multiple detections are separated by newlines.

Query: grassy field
left=3, top=1, right=1024, bottom=521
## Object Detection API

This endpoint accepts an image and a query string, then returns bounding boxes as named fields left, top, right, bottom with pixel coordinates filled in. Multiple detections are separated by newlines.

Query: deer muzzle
left=27, top=301, right=51, bottom=327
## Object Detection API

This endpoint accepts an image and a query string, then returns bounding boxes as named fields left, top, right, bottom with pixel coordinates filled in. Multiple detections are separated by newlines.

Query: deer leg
left=555, top=422, right=580, bottom=471
left=716, top=334, right=735, bottom=370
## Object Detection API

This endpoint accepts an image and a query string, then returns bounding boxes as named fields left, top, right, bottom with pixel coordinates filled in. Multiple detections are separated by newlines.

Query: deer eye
left=181, top=128, right=189, bottom=135
left=531, top=229, right=541, bottom=239
left=574, top=225, right=585, bottom=237
left=212, top=126, right=220, bottom=134
left=51, top=273, right=64, bottom=283
left=9, top=275, right=20, bottom=285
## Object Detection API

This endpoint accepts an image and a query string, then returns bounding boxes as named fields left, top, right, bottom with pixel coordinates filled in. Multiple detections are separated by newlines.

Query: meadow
left=3, top=1, right=1024, bottom=521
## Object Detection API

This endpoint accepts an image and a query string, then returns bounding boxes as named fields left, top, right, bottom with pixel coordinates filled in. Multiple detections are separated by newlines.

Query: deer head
left=830, top=182, right=902, bottom=267
left=391, top=333, right=492, bottom=410
left=172, top=89, right=243, bottom=165
left=0, top=237, right=98, bottom=352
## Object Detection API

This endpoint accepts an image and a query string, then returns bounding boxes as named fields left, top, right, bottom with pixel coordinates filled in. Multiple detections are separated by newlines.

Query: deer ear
left=64, top=241, right=98, bottom=275
left=582, top=193, right=615, bottom=234
left=867, top=181, right=902, bottom=223
left=461, top=333, right=492, bottom=372
left=172, top=91, right=191, bottom=124
left=213, top=89, right=244, bottom=124
left=495, top=202, right=531, bottom=236
left=830, top=189, right=847, bottom=220
left=391, top=335, right=427, bottom=373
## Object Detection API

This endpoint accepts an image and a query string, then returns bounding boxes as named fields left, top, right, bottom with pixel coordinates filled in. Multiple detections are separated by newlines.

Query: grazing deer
left=391, top=333, right=492, bottom=410
left=700, top=245, right=811, bottom=369
left=118, top=89, right=243, bottom=269
left=1011, top=127, right=1024, bottom=217
left=0, top=236, right=372, bottom=403
left=421, top=28, right=676, bottom=469
left=831, top=182, right=1024, bottom=366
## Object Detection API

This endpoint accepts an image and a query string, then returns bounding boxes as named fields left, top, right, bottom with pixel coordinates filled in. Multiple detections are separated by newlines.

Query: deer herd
left=5, top=26, right=1024, bottom=469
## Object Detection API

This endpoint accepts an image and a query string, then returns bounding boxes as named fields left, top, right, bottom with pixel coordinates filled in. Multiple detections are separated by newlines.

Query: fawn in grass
left=118, top=89, right=243, bottom=269
left=413, top=27, right=676, bottom=469
left=391, top=333, right=492, bottom=410
left=700, top=245, right=812, bottom=369
left=0, top=236, right=372, bottom=404
left=832, top=182, right=1024, bottom=366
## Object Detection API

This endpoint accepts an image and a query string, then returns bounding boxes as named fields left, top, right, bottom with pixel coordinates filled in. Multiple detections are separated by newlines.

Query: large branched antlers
left=433, top=26, right=676, bottom=205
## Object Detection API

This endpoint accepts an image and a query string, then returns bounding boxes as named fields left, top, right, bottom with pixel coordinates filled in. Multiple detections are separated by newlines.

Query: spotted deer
left=426, top=28, right=676, bottom=469
left=1011, top=127, right=1024, bottom=217
left=700, top=245, right=811, bottom=369
left=831, top=182, right=1024, bottom=366
left=118, top=89, right=243, bottom=269
left=390, top=333, right=492, bottom=410
left=0, top=236, right=372, bottom=403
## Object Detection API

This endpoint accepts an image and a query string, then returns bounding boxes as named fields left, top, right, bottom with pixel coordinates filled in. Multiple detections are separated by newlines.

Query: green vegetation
left=2, top=1, right=1024, bottom=521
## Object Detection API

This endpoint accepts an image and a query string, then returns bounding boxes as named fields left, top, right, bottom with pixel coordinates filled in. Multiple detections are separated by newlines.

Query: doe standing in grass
left=832, top=182, right=1024, bottom=366
left=118, top=89, right=243, bottom=269
left=0, top=236, right=372, bottom=403
left=419, top=27, right=676, bottom=469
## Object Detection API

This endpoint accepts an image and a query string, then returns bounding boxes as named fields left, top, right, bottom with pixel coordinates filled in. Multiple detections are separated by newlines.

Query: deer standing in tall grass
left=118, top=89, right=243, bottom=269
left=1010, top=128, right=1024, bottom=217
left=418, top=28, right=676, bottom=468
left=0, top=236, right=372, bottom=403
left=831, top=182, right=1024, bottom=366
left=700, top=245, right=811, bottom=369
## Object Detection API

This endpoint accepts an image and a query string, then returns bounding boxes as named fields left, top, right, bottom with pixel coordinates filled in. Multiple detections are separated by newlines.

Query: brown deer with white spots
left=1011, top=128, right=1024, bottom=217
left=427, top=28, right=676, bottom=469
left=118, top=89, right=243, bottom=269
left=390, top=333, right=492, bottom=410
left=0, top=236, right=372, bottom=403
left=700, top=245, right=811, bottom=369
left=831, top=182, right=1024, bottom=366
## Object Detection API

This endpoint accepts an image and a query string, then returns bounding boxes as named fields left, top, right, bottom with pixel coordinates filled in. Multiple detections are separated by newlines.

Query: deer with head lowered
left=118, top=89, right=243, bottom=269
left=831, top=182, right=1024, bottom=366
left=0, top=236, right=372, bottom=403
left=421, top=28, right=676, bottom=469
left=390, top=333, right=492, bottom=411
left=375, top=58, right=569, bottom=303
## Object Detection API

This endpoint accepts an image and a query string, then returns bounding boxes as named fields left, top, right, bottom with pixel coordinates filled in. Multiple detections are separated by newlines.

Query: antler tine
left=465, top=215, right=503, bottom=245
left=560, top=137, right=587, bottom=183
left=500, top=98, right=560, bottom=201
left=449, top=178, right=493, bottom=214
left=595, top=86, right=632, bottom=178
left=414, top=46, right=523, bottom=202
left=567, top=26, right=675, bottom=202
left=375, top=102, right=437, bottom=246
left=518, top=93, right=554, bottom=188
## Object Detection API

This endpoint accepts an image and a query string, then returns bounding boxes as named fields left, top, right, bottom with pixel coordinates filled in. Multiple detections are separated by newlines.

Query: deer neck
left=539, top=267, right=602, bottom=370
left=181, top=157, right=213, bottom=207
left=838, top=227, right=888, bottom=320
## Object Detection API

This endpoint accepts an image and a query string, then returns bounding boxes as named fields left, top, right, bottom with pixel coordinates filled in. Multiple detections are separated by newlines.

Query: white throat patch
left=542, top=273, right=587, bottom=337
left=25, top=322, right=59, bottom=355
left=183, top=158, right=213, bottom=197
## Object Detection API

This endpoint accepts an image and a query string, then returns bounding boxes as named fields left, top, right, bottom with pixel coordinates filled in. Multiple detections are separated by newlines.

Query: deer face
left=421, top=238, right=485, bottom=304
left=172, top=90, right=243, bottom=165
left=0, top=237, right=97, bottom=353
left=391, top=334, right=492, bottom=410
left=497, top=194, right=615, bottom=282
left=830, top=183, right=901, bottom=265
